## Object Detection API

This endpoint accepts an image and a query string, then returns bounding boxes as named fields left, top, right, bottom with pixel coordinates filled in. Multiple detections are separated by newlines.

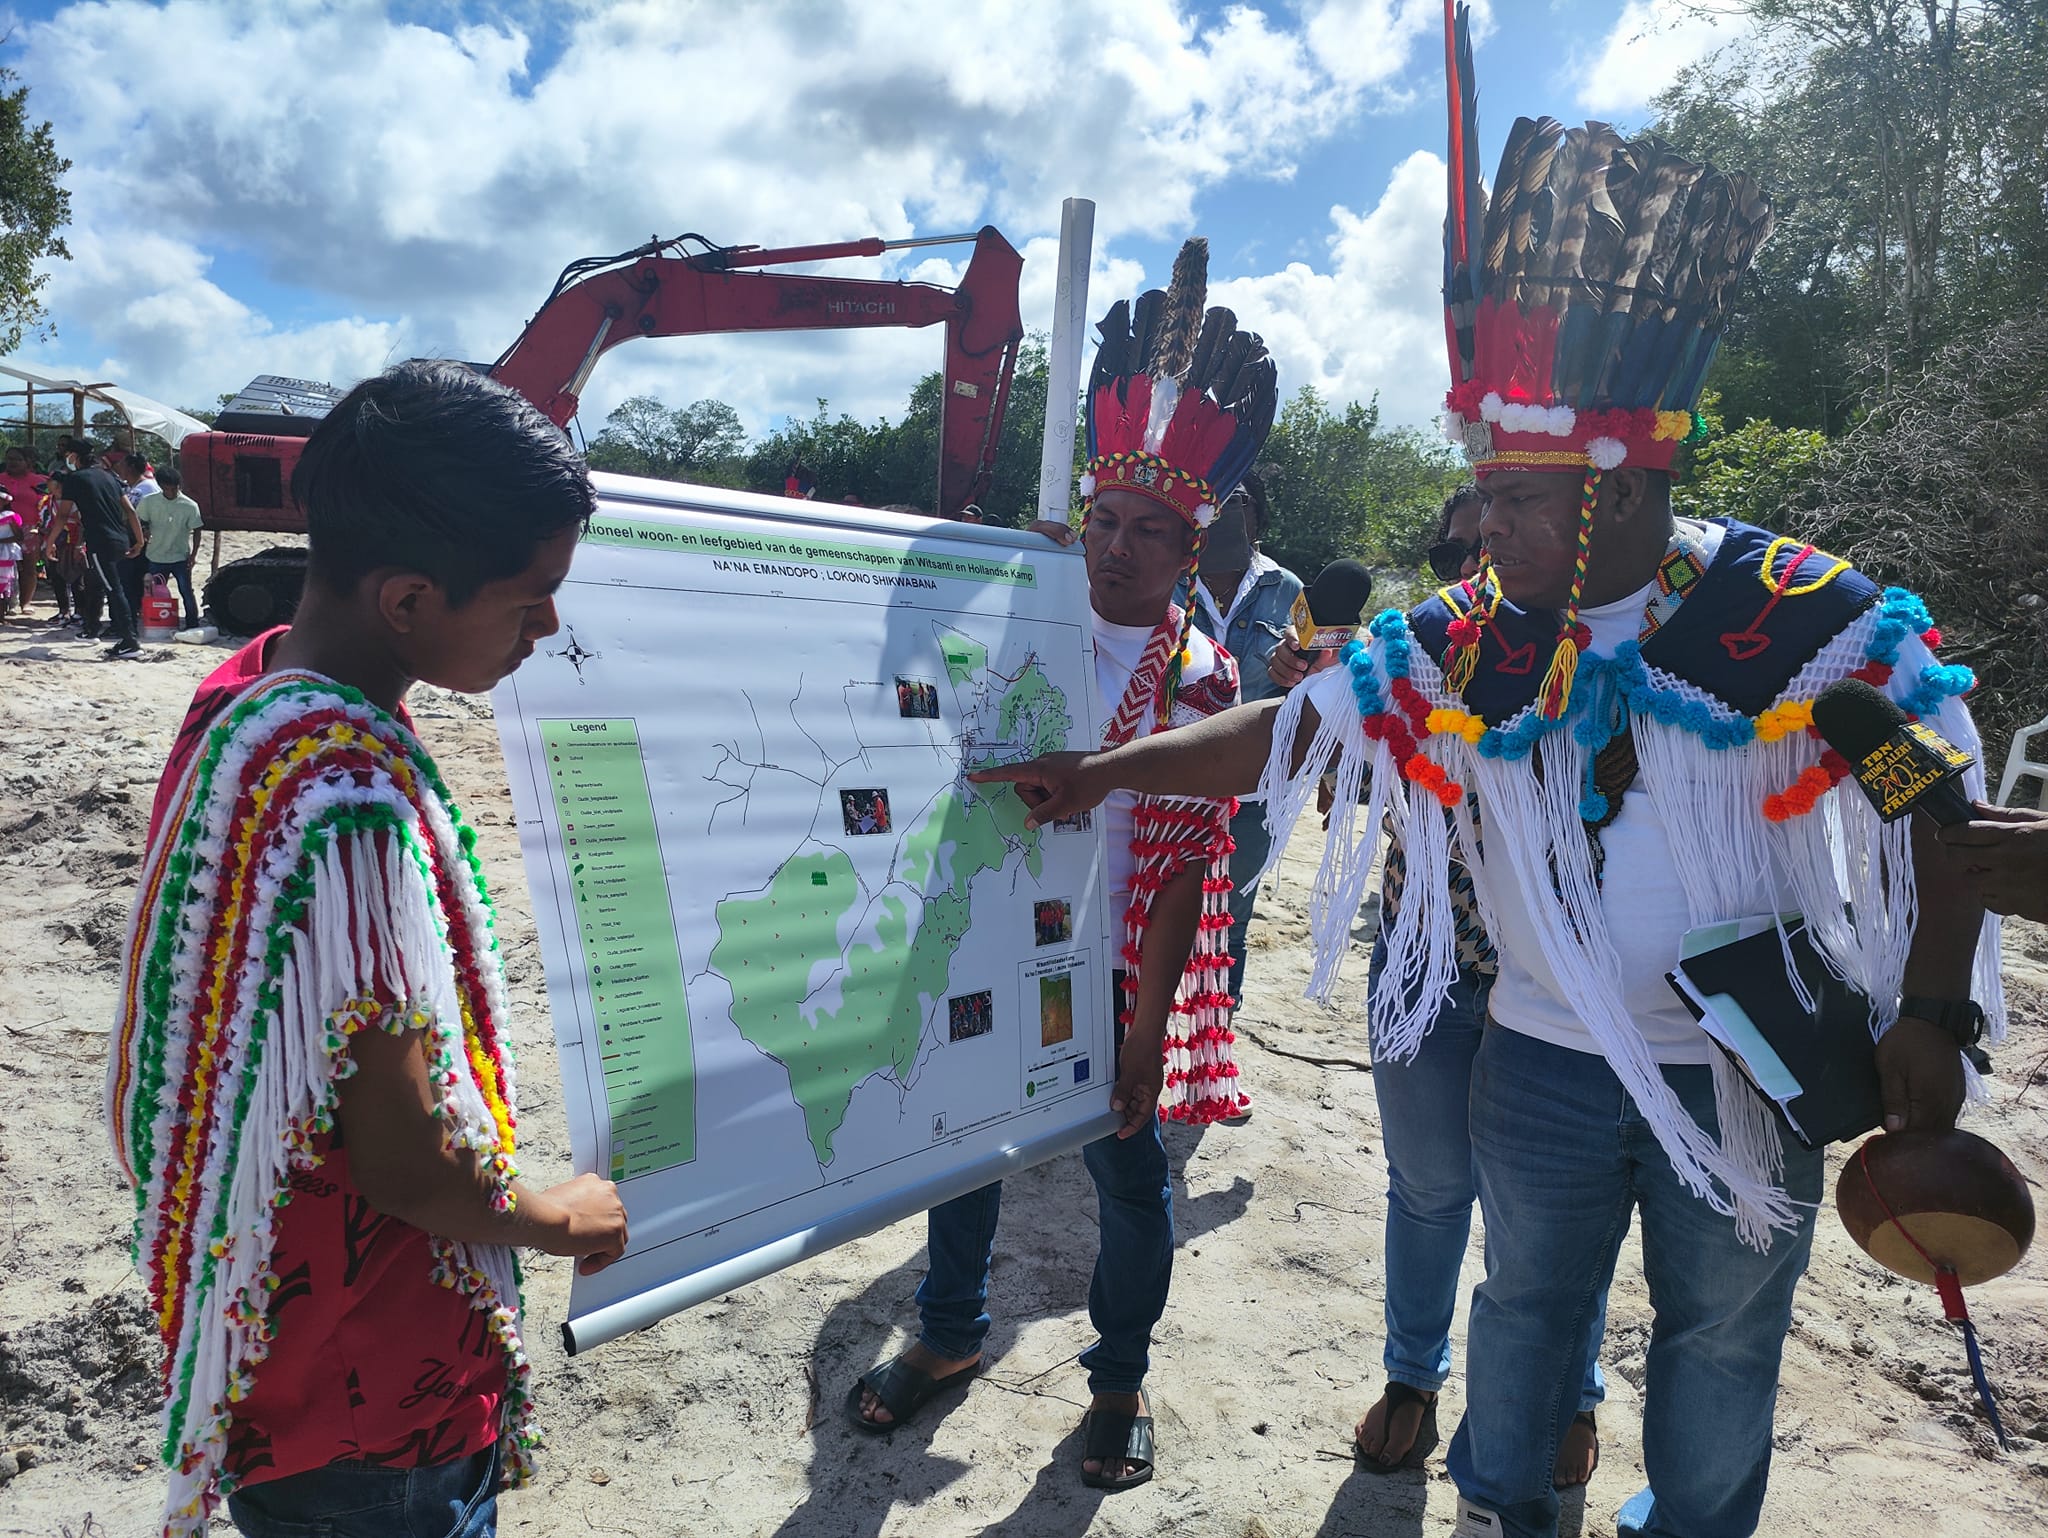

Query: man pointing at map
left=845, top=240, right=1277, bottom=1492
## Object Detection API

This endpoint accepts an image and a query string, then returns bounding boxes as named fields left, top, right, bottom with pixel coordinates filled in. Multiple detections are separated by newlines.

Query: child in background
left=0, top=495, right=20, bottom=615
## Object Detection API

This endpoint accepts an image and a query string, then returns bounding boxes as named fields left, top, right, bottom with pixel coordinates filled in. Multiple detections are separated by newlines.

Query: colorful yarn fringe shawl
left=106, top=671, right=534, bottom=1537
left=1254, top=581, right=2003, bottom=1250
left=1101, top=610, right=1244, bottom=1123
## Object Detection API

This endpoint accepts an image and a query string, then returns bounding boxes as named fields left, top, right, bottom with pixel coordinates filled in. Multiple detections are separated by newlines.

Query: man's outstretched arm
left=970, top=692, right=1324, bottom=830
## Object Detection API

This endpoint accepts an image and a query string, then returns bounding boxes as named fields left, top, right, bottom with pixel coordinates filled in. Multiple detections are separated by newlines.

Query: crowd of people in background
left=0, top=433, right=205, bottom=653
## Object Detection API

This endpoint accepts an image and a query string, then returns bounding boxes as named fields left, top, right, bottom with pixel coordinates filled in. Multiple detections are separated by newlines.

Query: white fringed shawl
left=1256, top=613, right=2002, bottom=1248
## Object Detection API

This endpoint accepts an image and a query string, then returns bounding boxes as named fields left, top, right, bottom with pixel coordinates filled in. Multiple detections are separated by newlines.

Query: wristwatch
left=1898, top=995, right=1987, bottom=1049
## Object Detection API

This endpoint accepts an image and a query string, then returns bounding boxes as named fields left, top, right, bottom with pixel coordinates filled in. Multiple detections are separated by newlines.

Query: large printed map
left=708, top=625, right=1074, bottom=1166
left=495, top=490, right=1115, bottom=1348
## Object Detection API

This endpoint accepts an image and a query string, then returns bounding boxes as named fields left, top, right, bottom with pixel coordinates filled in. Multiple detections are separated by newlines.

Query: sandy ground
left=3, top=552, right=2046, bottom=1538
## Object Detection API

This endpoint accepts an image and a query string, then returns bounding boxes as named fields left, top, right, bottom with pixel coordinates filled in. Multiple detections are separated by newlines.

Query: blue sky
left=1, top=1, right=1747, bottom=439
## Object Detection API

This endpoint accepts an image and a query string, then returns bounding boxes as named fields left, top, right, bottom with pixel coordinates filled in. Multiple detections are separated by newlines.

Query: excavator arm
left=489, top=227, right=1024, bottom=516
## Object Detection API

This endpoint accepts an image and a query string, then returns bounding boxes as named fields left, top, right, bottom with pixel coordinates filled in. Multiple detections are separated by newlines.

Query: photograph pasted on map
left=1039, top=971, right=1075, bottom=1047
left=895, top=676, right=940, bottom=719
left=839, top=788, right=892, bottom=836
left=1048, top=810, right=1092, bottom=834
left=947, top=989, right=994, bottom=1043
left=1032, top=898, right=1072, bottom=947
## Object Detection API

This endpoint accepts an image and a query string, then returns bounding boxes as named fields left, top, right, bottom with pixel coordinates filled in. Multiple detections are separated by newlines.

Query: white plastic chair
left=1995, top=715, right=2048, bottom=808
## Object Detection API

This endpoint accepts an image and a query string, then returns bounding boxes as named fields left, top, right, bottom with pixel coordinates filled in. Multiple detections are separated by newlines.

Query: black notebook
left=1666, top=917, right=1884, bottom=1150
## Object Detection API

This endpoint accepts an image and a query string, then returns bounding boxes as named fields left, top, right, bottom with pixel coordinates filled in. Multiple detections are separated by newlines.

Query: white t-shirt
left=1091, top=611, right=1225, bottom=934
left=1093, top=615, right=1155, bottom=935
left=1307, top=529, right=1730, bottom=1065
left=1482, top=575, right=1709, bottom=1062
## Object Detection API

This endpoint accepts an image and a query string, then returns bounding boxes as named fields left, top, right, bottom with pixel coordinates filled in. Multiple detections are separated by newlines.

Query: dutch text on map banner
left=494, top=490, right=1116, bottom=1352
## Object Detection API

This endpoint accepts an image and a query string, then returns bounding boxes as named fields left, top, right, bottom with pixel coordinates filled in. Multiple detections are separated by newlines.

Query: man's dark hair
left=1435, top=482, right=1481, bottom=541
left=159, top=466, right=182, bottom=490
left=125, top=452, right=151, bottom=475
left=1233, top=467, right=1271, bottom=539
left=293, top=359, right=596, bottom=606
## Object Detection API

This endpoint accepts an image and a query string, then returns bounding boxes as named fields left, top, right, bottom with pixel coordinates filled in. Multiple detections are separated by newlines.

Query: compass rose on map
left=549, top=628, right=602, bottom=683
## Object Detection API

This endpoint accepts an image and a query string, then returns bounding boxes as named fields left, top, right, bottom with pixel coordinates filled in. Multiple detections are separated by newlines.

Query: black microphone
left=1288, top=558, right=1374, bottom=661
left=1811, top=678, right=1975, bottom=827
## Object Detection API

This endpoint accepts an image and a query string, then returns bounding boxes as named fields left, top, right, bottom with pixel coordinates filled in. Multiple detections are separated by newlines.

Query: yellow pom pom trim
left=1426, top=707, right=1487, bottom=745
left=1755, top=699, right=1816, bottom=744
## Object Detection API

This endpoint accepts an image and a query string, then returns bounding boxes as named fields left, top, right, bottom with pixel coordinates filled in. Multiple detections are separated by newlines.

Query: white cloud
left=1305, top=0, right=1494, bottom=89
left=1574, top=0, right=1750, bottom=118
left=1211, top=149, right=1449, bottom=430
left=6, top=0, right=1466, bottom=444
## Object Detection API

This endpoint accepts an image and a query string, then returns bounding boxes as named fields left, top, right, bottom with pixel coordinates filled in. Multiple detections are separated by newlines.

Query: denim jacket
left=1181, top=551, right=1305, bottom=704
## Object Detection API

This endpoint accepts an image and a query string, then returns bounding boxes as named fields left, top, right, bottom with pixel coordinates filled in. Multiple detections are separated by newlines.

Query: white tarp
left=0, top=362, right=211, bottom=446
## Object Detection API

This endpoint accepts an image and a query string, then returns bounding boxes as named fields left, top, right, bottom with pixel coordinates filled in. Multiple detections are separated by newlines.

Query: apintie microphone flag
left=1288, top=558, right=1374, bottom=653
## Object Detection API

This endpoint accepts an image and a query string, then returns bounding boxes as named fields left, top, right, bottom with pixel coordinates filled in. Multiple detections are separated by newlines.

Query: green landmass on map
left=714, top=789, right=1024, bottom=1164
left=940, top=630, right=987, bottom=686
left=997, top=659, right=1073, bottom=758
left=711, top=655, right=1067, bottom=1166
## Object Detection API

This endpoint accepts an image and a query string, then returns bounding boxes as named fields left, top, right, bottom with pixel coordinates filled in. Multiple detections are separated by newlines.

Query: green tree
left=1782, top=310, right=2048, bottom=750
left=739, top=336, right=1055, bottom=522
left=0, top=63, right=71, bottom=354
left=742, top=398, right=892, bottom=504
left=1256, top=385, right=1465, bottom=581
left=586, top=395, right=747, bottom=485
left=1654, top=2, right=2048, bottom=430
left=1673, top=391, right=1826, bottom=528
left=858, top=336, right=1055, bottom=524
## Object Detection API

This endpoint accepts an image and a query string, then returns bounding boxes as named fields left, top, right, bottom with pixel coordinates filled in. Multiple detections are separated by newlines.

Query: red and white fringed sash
left=1121, top=798, right=1241, bottom=1122
left=1101, top=611, right=1182, bottom=751
left=1103, top=607, right=1245, bottom=1123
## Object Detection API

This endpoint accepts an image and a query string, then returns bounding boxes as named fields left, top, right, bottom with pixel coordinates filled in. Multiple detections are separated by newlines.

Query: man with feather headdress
left=845, top=239, right=1275, bottom=1493
left=973, top=8, right=1997, bottom=1534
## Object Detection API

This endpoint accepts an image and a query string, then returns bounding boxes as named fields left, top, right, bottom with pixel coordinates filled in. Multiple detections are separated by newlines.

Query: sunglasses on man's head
left=1427, top=537, right=1483, bottom=582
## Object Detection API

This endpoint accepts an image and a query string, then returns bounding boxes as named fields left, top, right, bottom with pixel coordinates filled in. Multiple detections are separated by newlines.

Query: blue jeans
left=1366, top=942, right=1606, bottom=1410
left=226, top=1444, right=497, bottom=1537
left=1224, top=800, right=1273, bottom=998
left=918, top=1115, right=1171, bottom=1395
left=1449, top=1026, right=1822, bottom=1538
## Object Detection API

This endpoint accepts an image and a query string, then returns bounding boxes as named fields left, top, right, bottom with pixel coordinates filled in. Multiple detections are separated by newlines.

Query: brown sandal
left=1554, top=1409, right=1600, bottom=1489
left=1355, top=1381, right=1439, bottom=1473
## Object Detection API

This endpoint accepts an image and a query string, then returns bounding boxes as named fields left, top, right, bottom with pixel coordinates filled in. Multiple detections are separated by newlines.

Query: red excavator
left=192, top=226, right=1025, bottom=633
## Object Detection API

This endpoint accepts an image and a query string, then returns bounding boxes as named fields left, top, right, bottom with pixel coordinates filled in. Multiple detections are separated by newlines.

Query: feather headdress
left=1437, top=0, right=1772, bottom=719
left=1439, top=0, right=1772, bottom=477
left=1079, top=237, right=1277, bottom=530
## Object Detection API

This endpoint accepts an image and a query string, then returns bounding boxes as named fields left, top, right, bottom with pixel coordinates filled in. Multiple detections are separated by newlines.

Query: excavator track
left=204, top=546, right=307, bottom=636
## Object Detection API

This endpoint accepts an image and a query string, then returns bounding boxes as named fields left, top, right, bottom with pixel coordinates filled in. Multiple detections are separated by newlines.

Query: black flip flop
left=843, top=1353, right=980, bottom=1436
left=1355, top=1381, right=1439, bottom=1474
left=1554, top=1409, right=1600, bottom=1489
left=1079, top=1397, right=1155, bottom=1491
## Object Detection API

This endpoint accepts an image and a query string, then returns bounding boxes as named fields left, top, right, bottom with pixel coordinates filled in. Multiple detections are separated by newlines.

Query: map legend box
left=541, top=717, right=697, bottom=1176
